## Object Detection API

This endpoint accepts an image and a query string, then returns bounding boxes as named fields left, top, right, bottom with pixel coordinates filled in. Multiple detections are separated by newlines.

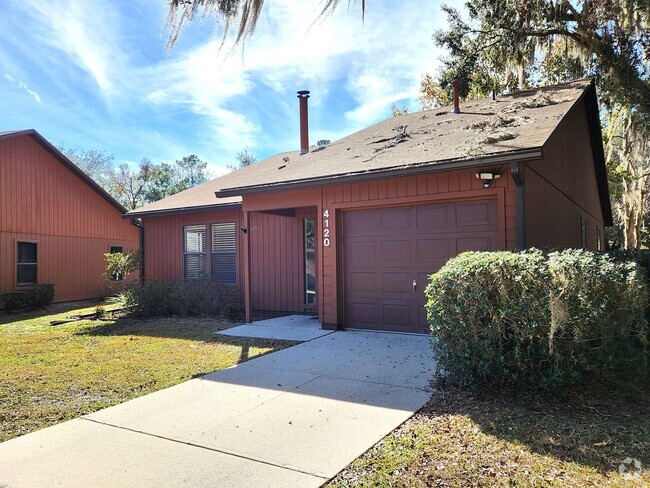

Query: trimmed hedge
left=26, top=284, right=55, bottom=308
left=123, top=280, right=241, bottom=318
left=1, top=284, right=55, bottom=312
left=425, top=249, right=649, bottom=390
left=1, top=292, right=25, bottom=312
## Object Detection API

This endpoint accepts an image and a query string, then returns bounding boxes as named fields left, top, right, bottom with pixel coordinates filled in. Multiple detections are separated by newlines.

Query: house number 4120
left=323, top=209, right=331, bottom=247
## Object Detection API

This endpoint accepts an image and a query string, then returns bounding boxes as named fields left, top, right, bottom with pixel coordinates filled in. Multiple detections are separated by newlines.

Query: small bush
left=1, top=292, right=25, bottom=313
left=123, top=280, right=240, bottom=318
left=225, top=303, right=244, bottom=322
left=25, top=284, right=55, bottom=308
left=426, top=249, right=648, bottom=390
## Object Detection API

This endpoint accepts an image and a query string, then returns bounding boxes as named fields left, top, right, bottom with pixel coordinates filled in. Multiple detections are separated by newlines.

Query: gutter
left=215, top=148, right=544, bottom=197
left=130, top=218, right=145, bottom=283
left=123, top=201, right=242, bottom=219
left=510, top=162, right=526, bottom=248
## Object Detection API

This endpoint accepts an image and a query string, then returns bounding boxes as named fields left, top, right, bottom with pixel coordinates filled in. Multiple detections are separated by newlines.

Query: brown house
left=127, top=79, right=612, bottom=333
left=0, top=130, right=140, bottom=303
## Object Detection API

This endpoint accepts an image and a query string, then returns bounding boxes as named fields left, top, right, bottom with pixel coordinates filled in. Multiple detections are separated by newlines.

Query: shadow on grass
left=425, top=379, right=650, bottom=475
left=0, top=300, right=104, bottom=326
left=73, top=310, right=295, bottom=342
left=74, top=316, right=301, bottom=363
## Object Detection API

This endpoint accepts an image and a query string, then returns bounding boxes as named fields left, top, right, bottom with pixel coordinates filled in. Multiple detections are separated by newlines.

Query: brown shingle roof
left=127, top=79, right=594, bottom=217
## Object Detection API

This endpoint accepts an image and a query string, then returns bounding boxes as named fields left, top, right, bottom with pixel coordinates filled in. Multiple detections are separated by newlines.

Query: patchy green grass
left=329, top=384, right=650, bottom=487
left=0, top=302, right=297, bottom=442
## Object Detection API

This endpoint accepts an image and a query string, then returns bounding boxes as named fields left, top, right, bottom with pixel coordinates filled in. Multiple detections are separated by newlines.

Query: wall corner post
left=242, top=210, right=253, bottom=323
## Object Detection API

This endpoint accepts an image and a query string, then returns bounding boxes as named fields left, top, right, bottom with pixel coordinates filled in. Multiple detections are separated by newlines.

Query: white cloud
left=4, top=73, right=42, bottom=104
left=16, top=0, right=123, bottom=94
left=2, top=0, right=448, bottom=166
left=136, top=0, right=444, bottom=157
left=18, top=81, right=42, bottom=104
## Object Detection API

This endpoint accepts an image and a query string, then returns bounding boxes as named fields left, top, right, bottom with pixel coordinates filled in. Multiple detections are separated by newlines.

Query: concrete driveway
left=0, top=330, right=436, bottom=488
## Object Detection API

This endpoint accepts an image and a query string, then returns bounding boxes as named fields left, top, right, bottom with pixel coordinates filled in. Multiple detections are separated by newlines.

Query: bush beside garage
left=426, top=248, right=649, bottom=390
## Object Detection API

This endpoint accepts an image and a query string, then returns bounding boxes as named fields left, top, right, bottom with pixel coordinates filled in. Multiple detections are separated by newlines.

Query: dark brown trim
left=125, top=201, right=242, bottom=218
left=0, top=129, right=129, bottom=214
left=215, top=149, right=544, bottom=197
left=583, top=81, right=613, bottom=226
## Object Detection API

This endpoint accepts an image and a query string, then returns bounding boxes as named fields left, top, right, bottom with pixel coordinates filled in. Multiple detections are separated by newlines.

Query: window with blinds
left=211, top=222, right=236, bottom=283
left=184, top=225, right=207, bottom=281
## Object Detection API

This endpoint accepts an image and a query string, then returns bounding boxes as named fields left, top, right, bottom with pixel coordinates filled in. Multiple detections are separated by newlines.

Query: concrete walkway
left=215, top=314, right=334, bottom=341
left=0, top=330, right=436, bottom=488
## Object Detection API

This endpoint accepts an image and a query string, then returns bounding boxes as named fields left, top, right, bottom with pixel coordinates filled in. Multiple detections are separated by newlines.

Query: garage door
left=343, top=199, right=500, bottom=333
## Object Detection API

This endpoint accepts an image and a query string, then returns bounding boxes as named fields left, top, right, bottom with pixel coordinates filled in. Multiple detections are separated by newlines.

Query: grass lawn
left=0, top=302, right=297, bottom=442
left=329, top=384, right=650, bottom=487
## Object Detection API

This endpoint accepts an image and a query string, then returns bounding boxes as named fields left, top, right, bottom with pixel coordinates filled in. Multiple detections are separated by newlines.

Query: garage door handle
left=412, top=280, right=417, bottom=292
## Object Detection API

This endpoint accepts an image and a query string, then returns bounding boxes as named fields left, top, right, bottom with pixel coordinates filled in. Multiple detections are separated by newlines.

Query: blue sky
left=1, top=0, right=445, bottom=176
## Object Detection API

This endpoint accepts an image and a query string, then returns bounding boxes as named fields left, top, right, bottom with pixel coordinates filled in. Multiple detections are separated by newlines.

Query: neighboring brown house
left=127, top=79, right=612, bottom=333
left=0, top=130, right=140, bottom=303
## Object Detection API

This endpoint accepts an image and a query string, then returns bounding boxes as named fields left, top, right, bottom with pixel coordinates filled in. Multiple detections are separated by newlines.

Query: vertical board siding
left=0, top=135, right=139, bottom=302
left=143, top=208, right=242, bottom=284
left=248, top=207, right=316, bottom=313
left=525, top=100, right=605, bottom=250
left=242, top=166, right=515, bottom=326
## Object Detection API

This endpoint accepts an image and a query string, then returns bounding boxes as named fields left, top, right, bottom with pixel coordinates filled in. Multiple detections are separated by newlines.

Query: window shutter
left=184, top=225, right=207, bottom=280
left=211, top=222, right=237, bottom=283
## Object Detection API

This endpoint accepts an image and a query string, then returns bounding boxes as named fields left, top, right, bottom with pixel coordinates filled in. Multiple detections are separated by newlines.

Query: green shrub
left=104, top=250, right=140, bottom=282
left=25, top=284, right=55, bottom=308
left=1, top=292, right=25, bottom=313
left=224, top=303, right=244, bottom=322
left=426, top=249, right=648, bottom=390
left=123, top=280, right=240, bottom=318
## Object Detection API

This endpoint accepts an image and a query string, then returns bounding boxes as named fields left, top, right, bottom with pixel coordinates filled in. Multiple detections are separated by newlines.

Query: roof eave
left=123, top=201, right=243, bottom=219
left=215, top=148, right=544, bottom=197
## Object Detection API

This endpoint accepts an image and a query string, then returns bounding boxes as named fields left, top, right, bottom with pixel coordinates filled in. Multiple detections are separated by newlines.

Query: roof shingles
left=127, top=79, right=592, bottom=217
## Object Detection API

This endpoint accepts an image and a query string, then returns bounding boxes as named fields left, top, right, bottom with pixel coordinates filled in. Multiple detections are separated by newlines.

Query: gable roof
left=128, top=78, right=611, bottom=223
left=0, top=129, right=128, bottom=214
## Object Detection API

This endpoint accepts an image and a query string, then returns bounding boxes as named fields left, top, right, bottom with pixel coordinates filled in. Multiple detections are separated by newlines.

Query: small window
left=304, top=218, right=316, bottom=305
left=184, top=225, right=207, bottom=281
left=17, top=242, right=37, bottom=286
left=580, top=216, right=587, bottom=249
left=110, top=246, right=123, bottom=254
left=211, top=222, right=236, bottom=283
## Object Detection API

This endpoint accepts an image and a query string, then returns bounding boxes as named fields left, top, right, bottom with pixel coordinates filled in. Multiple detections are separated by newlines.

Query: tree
left=108, top=159, right=157, bottom=211
left=429, top=1, right=650, bottom=248
left=174, top=154, right=210, bottom=191
left=229, top=147, right=257, bottom=171
left=58, top=145, right=115, bottom=191
left=316, top=139, right=331, bottom=147
left=165, top=0, right=365, bottom=48
left=143, top=162, right=178, bottom=203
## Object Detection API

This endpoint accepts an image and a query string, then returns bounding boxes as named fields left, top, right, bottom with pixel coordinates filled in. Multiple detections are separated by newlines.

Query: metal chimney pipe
left=451, top=80, right=461, bottom=114
left=297, top=90, right=310, bottom=154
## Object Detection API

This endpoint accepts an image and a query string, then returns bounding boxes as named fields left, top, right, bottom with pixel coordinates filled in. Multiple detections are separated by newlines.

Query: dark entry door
left=343, top=199, right=500, bottom=333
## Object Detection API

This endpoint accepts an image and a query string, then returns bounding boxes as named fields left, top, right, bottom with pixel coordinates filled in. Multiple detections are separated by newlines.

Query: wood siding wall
left=142, top=208, right=242, bottom=284
left=244, top=167, right=517, bottom=326
left=143, top=207, right=315, bottom=312
left=0, top=135, right=139, bottom=302
left=525, top=100, right=605, bottom=250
